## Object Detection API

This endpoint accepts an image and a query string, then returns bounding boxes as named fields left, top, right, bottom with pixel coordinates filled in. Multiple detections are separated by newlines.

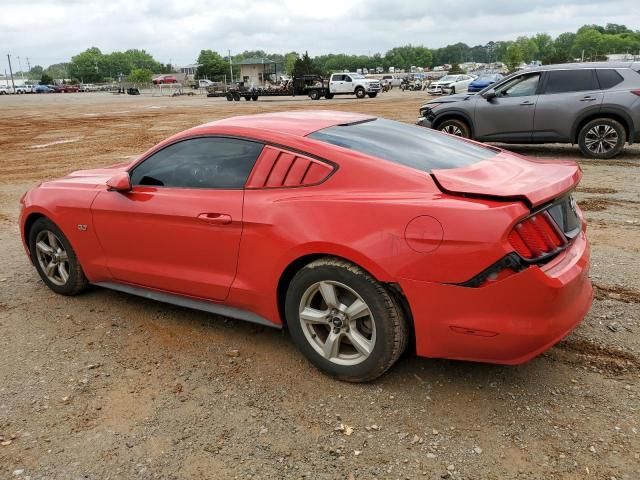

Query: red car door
left=91, top=137, right=264, bottom=301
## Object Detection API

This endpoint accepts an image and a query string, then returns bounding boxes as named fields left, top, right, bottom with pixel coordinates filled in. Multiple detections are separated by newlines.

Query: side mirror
left=482, top=88, right=497, bottom=100
left=106, top=172, right=132, bottom=192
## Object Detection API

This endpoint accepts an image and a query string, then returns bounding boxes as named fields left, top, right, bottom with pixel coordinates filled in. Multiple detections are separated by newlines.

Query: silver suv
left=417, top=62, right=640, bottom=159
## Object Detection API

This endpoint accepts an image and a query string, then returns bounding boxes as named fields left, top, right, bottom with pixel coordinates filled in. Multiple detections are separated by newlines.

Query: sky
left=1, top=0, right=639, bottom=71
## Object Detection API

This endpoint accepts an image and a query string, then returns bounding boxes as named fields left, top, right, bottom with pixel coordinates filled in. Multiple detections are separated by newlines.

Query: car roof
left=200, top=110, right=376, bottom=137
left=525, top=61, right=639, bottom=72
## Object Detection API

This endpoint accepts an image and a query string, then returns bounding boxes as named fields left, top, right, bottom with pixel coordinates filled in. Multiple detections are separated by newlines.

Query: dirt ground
left=0, top=90, right=639, bottom=480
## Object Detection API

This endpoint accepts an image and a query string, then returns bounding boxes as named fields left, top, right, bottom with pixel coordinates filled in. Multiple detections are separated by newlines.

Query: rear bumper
left=400, top=231, right=592, bottom=364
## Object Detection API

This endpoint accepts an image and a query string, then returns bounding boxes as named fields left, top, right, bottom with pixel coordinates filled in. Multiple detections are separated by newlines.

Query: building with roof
left=238, top=58, right=283, bottom=87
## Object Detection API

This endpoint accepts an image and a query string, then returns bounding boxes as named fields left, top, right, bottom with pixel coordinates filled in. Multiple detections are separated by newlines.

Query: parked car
left=35, top=85, right=54, bottom=93
left=53, top=84, right=79, bottom=93
left=305, top=73, right=381, bottom=100
left=153, top=75, right=178, bottom=84
left=427, top=74, right=474, bottom=95
left=79, top=84, right=98, bottom=92
left=381, top=75, right=403, bottom=88
left=467, top=73, right=503, bottom=92
left=0, top=85, right=9, bottom=95
left=20, top=111, right=592, bottom=382
left=417, top=62, right=640, bottom=159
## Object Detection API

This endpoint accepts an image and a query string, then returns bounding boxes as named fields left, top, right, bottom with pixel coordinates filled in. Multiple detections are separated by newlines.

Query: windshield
left=308, top=118, right=497, bottom=172
left=350, top=73, right=365, bottom=79
left=439, top=75, right=457, bottom=82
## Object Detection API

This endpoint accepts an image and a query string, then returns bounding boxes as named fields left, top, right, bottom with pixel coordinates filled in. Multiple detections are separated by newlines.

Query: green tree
left=292, top=51, right=322, bottom=77
left=68, top=47, right=103, bottom=82
left=40, top=73, right=53, bottom=85
left=284, top=52, right=299, bottom=75
left=552, top=32, right=576, bottom=62
left=128, top=68, right=153, bottom=83
left=504, top=44, right=524, bottom=72
left=448, top=63, right=465, bottom=74
left=195, top=50, right=229, bottom=81
left=533, top=33, right=556, bottom=65
left=28, top=65, right=44, bottom=80
left=572, top=28, right=605, bottom=60
left=515, top=36, right=539, bottom=63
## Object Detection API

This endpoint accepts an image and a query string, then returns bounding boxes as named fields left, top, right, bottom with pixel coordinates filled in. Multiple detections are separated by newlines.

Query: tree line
left=20, top=23, right=640, bottom=84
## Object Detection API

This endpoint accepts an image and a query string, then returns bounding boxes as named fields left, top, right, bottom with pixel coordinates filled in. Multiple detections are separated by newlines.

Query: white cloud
left=0, top=0, right=638, bottom=69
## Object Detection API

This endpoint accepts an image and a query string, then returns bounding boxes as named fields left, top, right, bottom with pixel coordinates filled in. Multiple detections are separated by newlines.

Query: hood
left=42, top=162, right=132, bottom=189
left=421, top=93, right=475, bottom=109
left=431, top=150, right=581, bottom=207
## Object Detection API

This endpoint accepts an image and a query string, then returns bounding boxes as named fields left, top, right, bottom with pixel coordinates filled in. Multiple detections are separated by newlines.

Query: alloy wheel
left=441, top=125, right=463, bottom=136
left=584, top=124, right=619, bottom=154
left=298, top=281, right=376, bottom=366
left=35, top=230, right=70, bottom=286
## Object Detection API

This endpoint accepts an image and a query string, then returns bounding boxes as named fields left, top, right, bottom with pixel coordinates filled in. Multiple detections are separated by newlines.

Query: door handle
left=197, top=213, right=232, bottom=225
left=520, top=101, right=535, bottom=106
left=580, top=96, right=597, bottom=101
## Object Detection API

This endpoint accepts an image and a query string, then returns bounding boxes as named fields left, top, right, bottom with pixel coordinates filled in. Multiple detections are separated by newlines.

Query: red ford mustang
left=19, top=111, right=593, bottom=381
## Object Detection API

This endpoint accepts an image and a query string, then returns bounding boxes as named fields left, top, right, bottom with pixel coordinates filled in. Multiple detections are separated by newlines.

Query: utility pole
left=26, top=57, right=31, bottom=72
left=229, top=50, right=233, bottom=83
left=17, top=56, right=25, bottom=80
left=7, top=54, right=16, bottom=92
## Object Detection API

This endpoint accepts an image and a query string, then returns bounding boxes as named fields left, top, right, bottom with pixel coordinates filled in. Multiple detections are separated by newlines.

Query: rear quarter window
left=596, top=69, right=624, bottom=89
left=308, top=118, right=497, bottom=172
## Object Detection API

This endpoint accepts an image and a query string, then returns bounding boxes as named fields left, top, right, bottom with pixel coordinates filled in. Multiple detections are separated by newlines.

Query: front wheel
left=325, top=93, right=334, bottom=100
left=28, top=217, right=88, bottom=296
left=285, top=258, right=408, bottom=382
left=578, top=118, right=626, bottom=159
left=437, top=118, right=470, bottom=138
left=355, top=88, right=365, bottom=99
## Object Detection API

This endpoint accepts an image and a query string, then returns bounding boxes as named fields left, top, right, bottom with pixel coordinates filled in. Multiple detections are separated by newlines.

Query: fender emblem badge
left=77, top=224, right=88, bottom=231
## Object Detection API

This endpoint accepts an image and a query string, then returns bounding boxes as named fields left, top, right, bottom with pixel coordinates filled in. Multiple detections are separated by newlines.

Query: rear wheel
left=285, top=258, right=408, bottom=382
left=226, top=93, right=233, bottom=101
left=309, top=89, right=320, bottom=100
left=437, top=118, right=470, bottom=138
left=325, top=93, right=334, bottom=100
left=355, top=88, right=365, bottom=99
left=578, top=118, right=626, bottom=159
left=251, top=95, right=258, bottom=101
left=28, top=217, right=88, bottom=296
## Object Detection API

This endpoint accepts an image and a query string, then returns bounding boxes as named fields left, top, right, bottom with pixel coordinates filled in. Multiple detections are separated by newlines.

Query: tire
left=437, top=118, right=471, bottom=138
left=251, top=95, right=258, bottom=101
left=368, top=92, right=378, bottom=98
left=233, top=94, right=240, bottom=101
left=325, top=93, right=334, bottom=100
left=449, top=87, right=456, bottom=95
left=28, top=217, right=88, bottom=296
left=285, top=258, right=408, bottom=382
left=309, top=89, right=320, bottom=100
left=355, top=88, right=365, bottom=99
left=578, top=118, right=626, bottom=159
left=226, top=93, right=233, bottom=101
left=244, top=96, right=251, bottom=101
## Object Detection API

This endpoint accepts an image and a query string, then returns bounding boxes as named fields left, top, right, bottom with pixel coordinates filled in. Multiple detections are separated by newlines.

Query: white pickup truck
left=307, top=73, right=381, bottom=100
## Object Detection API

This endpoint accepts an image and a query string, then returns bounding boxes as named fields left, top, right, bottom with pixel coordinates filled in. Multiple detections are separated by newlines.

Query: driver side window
left=130, top=137, right=264, bottom=189
left=497, top=73, right=541, bottom=98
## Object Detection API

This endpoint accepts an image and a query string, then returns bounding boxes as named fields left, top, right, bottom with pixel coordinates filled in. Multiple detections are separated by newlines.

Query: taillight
left=631, top=89, right=640, bottom=97
left=508, top=212, right=567, bottom=260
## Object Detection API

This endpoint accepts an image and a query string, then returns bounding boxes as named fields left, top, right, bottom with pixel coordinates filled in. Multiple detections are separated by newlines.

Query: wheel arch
left=275, top=252, right=414, bottom=334
left=572, top=107, right=633, bottom=144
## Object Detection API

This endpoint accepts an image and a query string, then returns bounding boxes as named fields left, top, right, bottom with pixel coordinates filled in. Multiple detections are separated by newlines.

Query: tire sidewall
left=28, top=218, right=84, bottom=295
left=285, top=263, right=398, bottom=381
left=578, top=118, right=626, bottom=159
left=355, top=88, right=365, bottom=99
